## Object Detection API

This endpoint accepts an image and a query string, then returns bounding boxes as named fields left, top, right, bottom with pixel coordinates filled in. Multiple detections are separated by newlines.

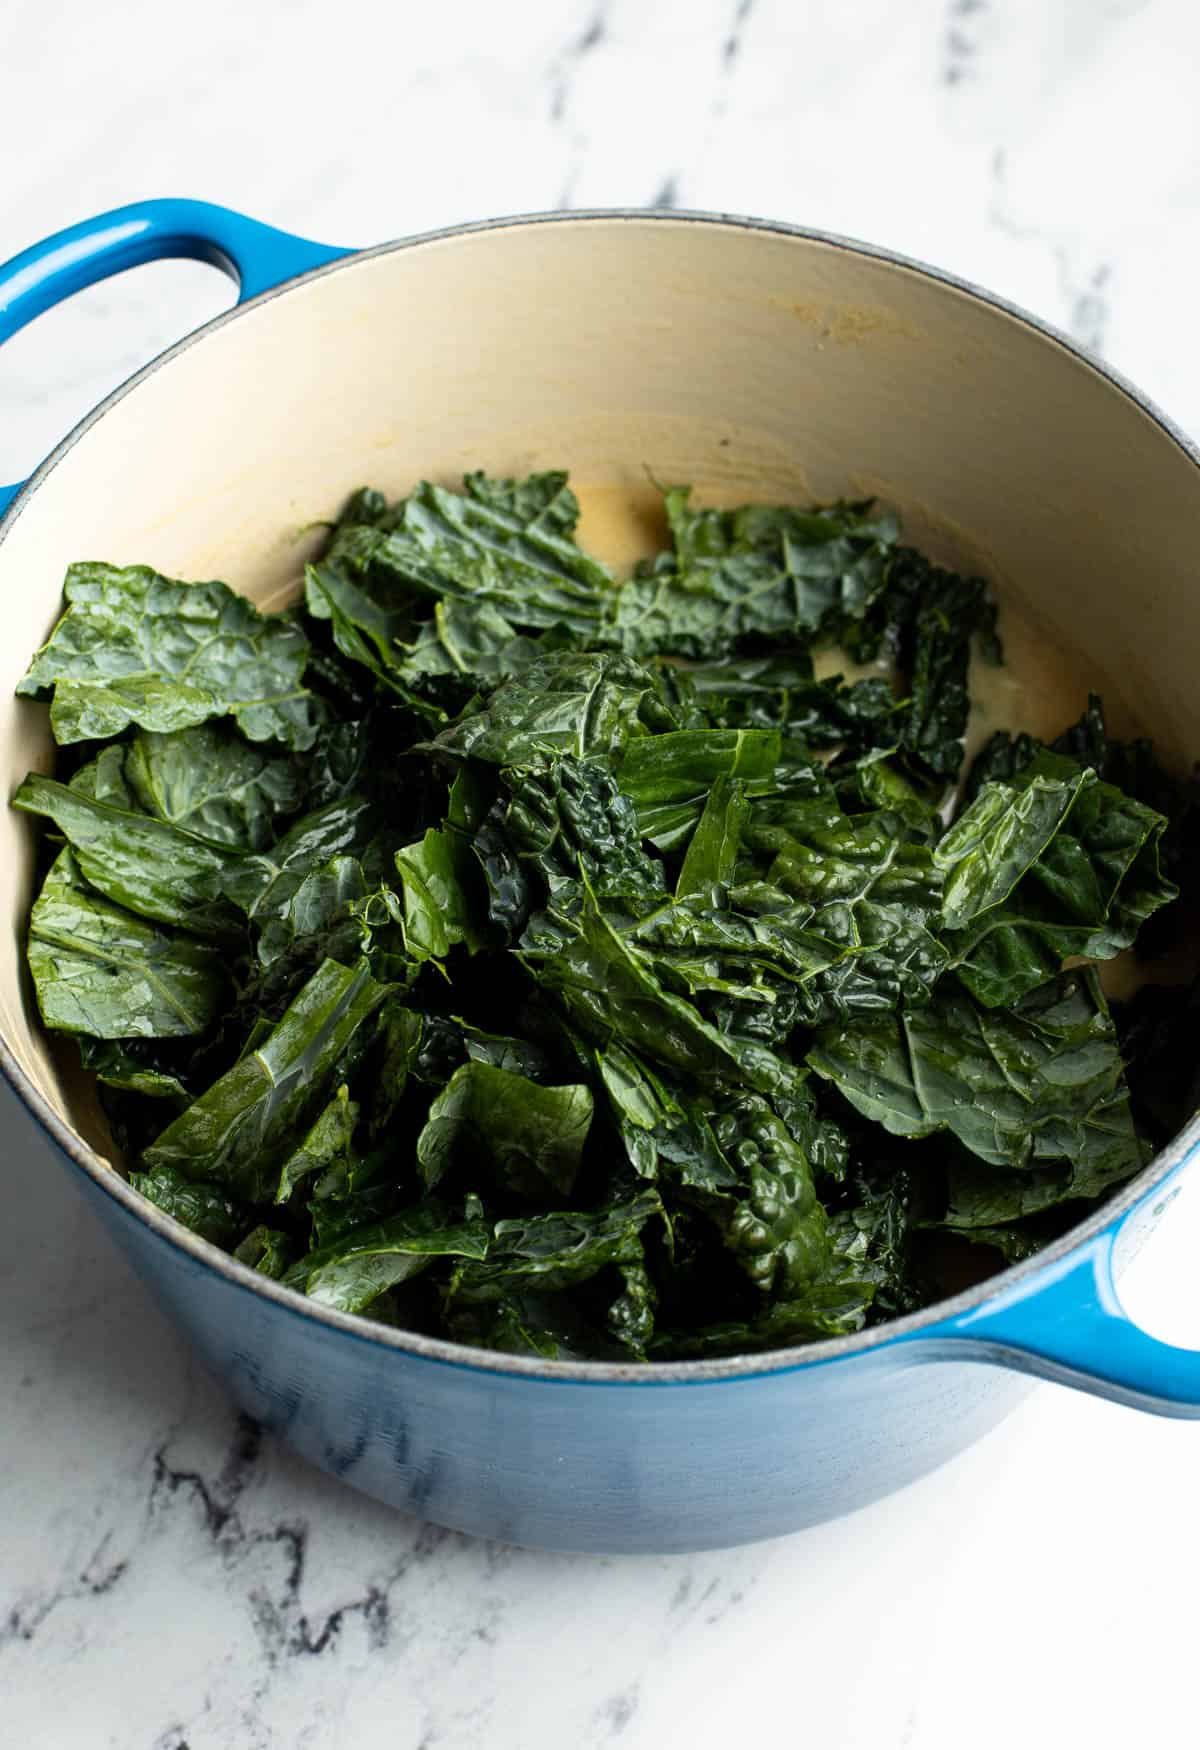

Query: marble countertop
left=4, top=2, right=1200, bottom=1744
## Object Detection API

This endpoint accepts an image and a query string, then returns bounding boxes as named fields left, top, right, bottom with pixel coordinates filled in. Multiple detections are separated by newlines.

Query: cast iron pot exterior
left=1, top=202, right=1198, bottom=1555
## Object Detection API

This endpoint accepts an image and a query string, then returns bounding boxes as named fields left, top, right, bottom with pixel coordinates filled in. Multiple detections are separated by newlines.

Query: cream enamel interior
left=3, top=214, right=1199, bottom=1159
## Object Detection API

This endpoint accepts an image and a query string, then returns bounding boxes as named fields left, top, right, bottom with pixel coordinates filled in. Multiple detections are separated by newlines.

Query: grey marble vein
left=989, top=145, right=1116, bottom=351
left=943, top=0, right=989, bottom=86
left=549, top=4, right=613, bottom=208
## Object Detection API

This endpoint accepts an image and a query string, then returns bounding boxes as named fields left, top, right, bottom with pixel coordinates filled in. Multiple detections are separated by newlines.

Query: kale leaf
left=124, top=722, right=304, bottom=850
left=283, top=1201, right=490, bottom=1314
left=614, top=491, right=897, bottom=662
left=141, top=958, right=390, bottom=1202
left=27, top=849, right=227, bottom=1038
left=14, top=772, right=242, bottom=941
left=416, top=1060, right=593, bottom=1198
left=937, top=751, right=1175, bottom=1006
left=809, top=969, right=1145, bottom=1209
left=128, top=1162, right=249, bottom=1247
left=18, top=562, right=324, bottom=748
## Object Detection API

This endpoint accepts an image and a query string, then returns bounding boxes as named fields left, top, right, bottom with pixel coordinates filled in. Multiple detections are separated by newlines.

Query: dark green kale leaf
left=828, top=1167, right=922, bottom=1319
left=416, top=1060, right=593, bottom=1197
left=747, top=794, right=943, bottom=913
left=141, top=957, right=390, bottom=1202
left=900, top=558, right=998, bottom=779
left=1115, top=977, right=1200, bottom=1150
left=14, top=773, right=242, bottom=942
left=839, top=545, right=999, bottom=780
left=368, top=475, right=612, bottom=634
left=393, top=826, right=492, bottom=963
left=17, top=562, right=324, bottom=748
left=275, top=1084, right=358, bottom=1203
left=962, top=693, right=1200, bottom=960
left=963, top=693, right=1152, bottom=805
left=304, top=560, right=422, bottom=706
left=606, top=1255, right=658, bottom=1357
left=596, top=1058, right=869, bottom=1338
left=830, top=748, right=943, bottom=842
left=635, top=742, right=829, bottom=856
left=68, top=744, right=137, bottom=807
left=523, top=887, right=801, bottom=1099
left=26, top=848, right=227, bottom=1038
left=306, top=1179, right=399, bottom=1252
left=648, top=1184, right=891, bottom=1357
left=459, top=1023, right=555, bottom=1081
left=124, top=722, right=304, bottom=850
left=937, top=751, right=1176, bottom=1006
left=301, top=720, right=373, bottom=809
left=630, top=871, right=946, bottom=1037
left=77, top=1037, right=191, bottom=1104
left=614, top=490, right=897, bottom=662
left=668, top=798, right=950, bottom=1026
left=221, top=795, right=379, bottom=922
left=616, top=728, right=782, bottom=807
left=458, top=468, right=585, bottom=534
left=387, top=599, right=549, bottom=715
left=1081, top=734, right=1200, bottom=911
left=234, top=852, right=405, bottom=1029
left=283, top=1201, right=490, bottom=1314
left=233, top=1225, right=296, bottom=1279
left=614, top=727, right=783, bottom=848
left=430, top=649, right=676, bottom=768
left=128, top=1162, right=249, bottom=1247
left=594, top=1038, right=757, bottom=1194
left=710, top=1094, right=830, bottom=1296
left=361, top=999, right=426, bottom=1142
left=648, top=1289, right=874, bottom=1357
left=809, top=969, right=1145, bottom=1208
left=255, top=855, right=372, bottom=970
left=305, top=473, right=614, bottom=709
left=474, top=755, right=661, bottom=939
left=675, top=775, right=749, bottom=902
left=690, top=651, right=902, bottom=751
left=446, top=1189, right=663, bottom=1304
left=961, top=727, right=1044, bottom=803
left=443, top=1287, right=633, bottom=1360
left=937, top=1150, right=1086, bottom=1231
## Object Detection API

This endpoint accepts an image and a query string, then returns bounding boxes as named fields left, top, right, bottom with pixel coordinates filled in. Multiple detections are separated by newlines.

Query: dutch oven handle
left=0, top=198, right=350, bottom=516
left=932, top=1146, right=1200, bottom=1416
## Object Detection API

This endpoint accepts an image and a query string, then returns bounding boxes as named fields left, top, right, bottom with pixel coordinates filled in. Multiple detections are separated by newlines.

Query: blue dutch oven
left=1, top=200, right=1198, bottom=1554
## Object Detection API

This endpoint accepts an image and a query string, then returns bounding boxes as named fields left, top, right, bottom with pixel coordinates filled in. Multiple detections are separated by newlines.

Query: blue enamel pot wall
left=1, top=202, right=1199, bottom=1555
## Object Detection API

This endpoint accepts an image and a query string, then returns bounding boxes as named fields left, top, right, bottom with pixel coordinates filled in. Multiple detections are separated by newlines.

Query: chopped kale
left=13, top=473, right=1192, bottom=1360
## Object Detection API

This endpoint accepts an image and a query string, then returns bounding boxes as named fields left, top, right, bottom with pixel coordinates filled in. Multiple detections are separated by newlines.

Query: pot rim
left=3, top=204, right=1197, bottom=1386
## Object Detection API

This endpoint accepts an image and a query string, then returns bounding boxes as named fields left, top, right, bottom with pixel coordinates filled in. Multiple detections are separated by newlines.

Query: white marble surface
left=3, top=2, right=1200, bottom=1744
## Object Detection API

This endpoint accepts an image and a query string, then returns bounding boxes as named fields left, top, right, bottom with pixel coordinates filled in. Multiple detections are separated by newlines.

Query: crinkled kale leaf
left=18, top=562, right=326, bottom=748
